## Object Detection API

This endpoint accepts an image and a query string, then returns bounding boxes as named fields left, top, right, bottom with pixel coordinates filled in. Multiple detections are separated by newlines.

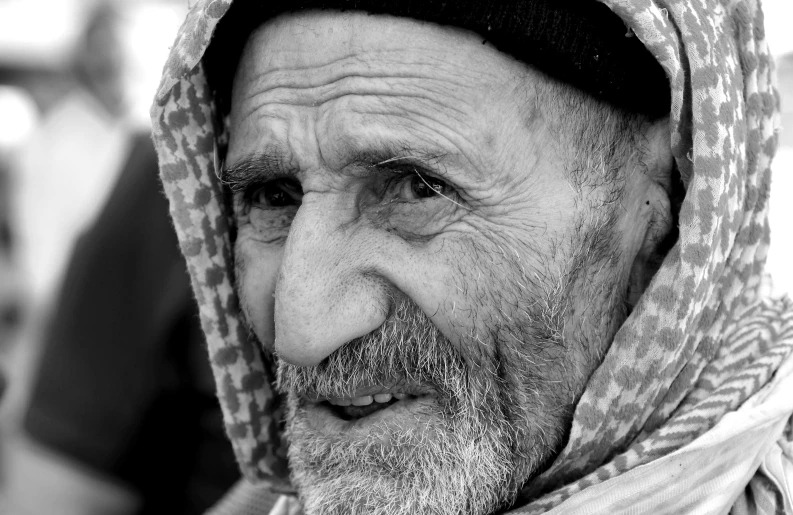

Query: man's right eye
left=246, top=178, right=303, bottom=208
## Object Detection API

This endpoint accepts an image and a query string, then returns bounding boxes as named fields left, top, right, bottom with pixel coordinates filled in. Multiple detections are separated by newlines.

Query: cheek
left=400, top=236, right=510, bottom=367
left=235, top=234, right=284, bottom=351
left=440, top=229, right=566, bottom=362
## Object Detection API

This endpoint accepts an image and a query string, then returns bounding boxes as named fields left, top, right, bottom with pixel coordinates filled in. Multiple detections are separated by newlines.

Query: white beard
left=284, top=391, right=515, bottom=515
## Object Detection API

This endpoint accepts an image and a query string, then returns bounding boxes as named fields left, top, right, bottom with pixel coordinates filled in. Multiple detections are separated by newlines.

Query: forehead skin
left=227, top=10, right=564, bottom=205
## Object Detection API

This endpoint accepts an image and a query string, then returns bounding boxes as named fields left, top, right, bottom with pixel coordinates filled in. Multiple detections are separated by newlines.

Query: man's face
left=226, top=11, right=648, bottom=515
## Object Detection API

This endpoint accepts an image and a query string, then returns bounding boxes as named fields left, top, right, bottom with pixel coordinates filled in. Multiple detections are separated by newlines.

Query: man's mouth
left=311, top=388, right=428, bottom=420
left=297, top=386, right=439, bottom=437
left=326, top=392, right=408, bottom=419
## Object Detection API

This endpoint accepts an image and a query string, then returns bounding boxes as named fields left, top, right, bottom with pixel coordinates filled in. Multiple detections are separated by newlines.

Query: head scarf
left=151, top=0, right=793, bottom=512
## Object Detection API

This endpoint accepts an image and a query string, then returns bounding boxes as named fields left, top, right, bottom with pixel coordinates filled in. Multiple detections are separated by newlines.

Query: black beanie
left=206, top=0, right=671, bottom=119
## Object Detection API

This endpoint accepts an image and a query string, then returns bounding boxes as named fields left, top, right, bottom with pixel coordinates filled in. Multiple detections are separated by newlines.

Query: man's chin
left=284, top=393, right=518, bottom=515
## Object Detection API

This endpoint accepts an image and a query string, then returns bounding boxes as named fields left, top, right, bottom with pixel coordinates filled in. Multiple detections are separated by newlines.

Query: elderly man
left=151, top=0, right=793, bottom=513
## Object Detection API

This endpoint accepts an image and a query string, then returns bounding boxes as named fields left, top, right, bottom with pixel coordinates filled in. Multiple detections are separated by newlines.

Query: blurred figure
left=13, top=1, right=130, bottom=305
left=0, top=157, right=19, bottom=398
left=8, top=133, right=239, bottom=515
left=3, top=2, right=239, bottom=514
left=72, top=2, right=125, bottom=119
left=0, top=84, right=38, bottom=419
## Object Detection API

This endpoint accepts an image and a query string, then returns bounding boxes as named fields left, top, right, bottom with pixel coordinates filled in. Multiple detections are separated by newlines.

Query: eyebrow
left=221, top=142, right=455, bottom=191
left=349, top=142, right=451, bottom=173
left=220, top=151, right=290, bottom=193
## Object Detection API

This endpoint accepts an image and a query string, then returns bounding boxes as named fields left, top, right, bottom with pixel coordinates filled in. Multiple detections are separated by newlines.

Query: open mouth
left=321, top=392, right=421, bottom=420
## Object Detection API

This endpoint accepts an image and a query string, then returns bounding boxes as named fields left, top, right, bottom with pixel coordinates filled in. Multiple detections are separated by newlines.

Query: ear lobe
left=626, top=117, right=676, bottom=308
left=627, top=184, right=674, bottom=307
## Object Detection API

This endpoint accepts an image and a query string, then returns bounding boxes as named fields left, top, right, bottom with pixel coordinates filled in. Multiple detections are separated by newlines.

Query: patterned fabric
left=150, top=0, right=793, bottom=512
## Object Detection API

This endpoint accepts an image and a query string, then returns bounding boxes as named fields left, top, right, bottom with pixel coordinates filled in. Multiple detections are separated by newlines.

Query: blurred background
left=0, top=0, right=789, bottom=514
left=0, top=1, right=241, bottom=514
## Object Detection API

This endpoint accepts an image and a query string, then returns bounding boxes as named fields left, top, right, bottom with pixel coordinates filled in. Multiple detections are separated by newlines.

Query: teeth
left=373, top=393, right=392, bottom=403
left=351, top=395, right=373, bottom=406
left=327, top=392, right=410, bottom=406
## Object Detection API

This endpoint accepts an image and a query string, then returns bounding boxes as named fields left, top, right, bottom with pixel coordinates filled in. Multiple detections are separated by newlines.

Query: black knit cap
left=206, top=0, right=671, bottom=119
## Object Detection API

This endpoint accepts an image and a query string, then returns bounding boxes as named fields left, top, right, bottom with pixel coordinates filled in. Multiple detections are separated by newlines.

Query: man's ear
left=626, top=117, right=677, bottom=308
left=643, top=117, right=675, bottom=194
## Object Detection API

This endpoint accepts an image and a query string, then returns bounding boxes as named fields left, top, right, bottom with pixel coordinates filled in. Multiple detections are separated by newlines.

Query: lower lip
left=305, top=396, right=437, bottom=436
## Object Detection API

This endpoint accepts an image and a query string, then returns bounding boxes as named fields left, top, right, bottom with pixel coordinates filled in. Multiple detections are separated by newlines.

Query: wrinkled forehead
left=229, top=10, right=533, bottom=112
left=224, top=10, right=556, bottom=189
left=203, top=0, right=669, bottom=130
left=212, top=10, right=530, bottom=125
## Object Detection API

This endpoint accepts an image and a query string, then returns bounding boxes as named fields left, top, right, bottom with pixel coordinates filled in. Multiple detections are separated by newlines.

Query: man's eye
left=247, top=178, right=303, bottom=208
left=406, top=174, right=452, bottom=200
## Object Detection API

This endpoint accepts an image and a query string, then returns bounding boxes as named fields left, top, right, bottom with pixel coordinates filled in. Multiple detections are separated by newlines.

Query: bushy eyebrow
left=221, top=142, right=454, bottom=192
left=349, top=142, right=451, bottom=175
left=220, top=152, right=289, bottom=193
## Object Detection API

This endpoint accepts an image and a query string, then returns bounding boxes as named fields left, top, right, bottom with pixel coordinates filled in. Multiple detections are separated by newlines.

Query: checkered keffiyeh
left=151, top=0, right=793, bottom=512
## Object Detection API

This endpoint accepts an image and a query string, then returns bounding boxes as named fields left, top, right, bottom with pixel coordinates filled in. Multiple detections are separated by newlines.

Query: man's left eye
left=402, top=173, right=453, bottom=200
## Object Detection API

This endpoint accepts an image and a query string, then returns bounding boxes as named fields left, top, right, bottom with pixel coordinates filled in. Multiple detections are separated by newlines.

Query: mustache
left=275, top=299, right=472, bottom=400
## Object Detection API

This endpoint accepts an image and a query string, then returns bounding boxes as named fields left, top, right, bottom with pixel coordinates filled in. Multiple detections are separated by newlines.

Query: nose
left=273, top=195, right=389, bottom=366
